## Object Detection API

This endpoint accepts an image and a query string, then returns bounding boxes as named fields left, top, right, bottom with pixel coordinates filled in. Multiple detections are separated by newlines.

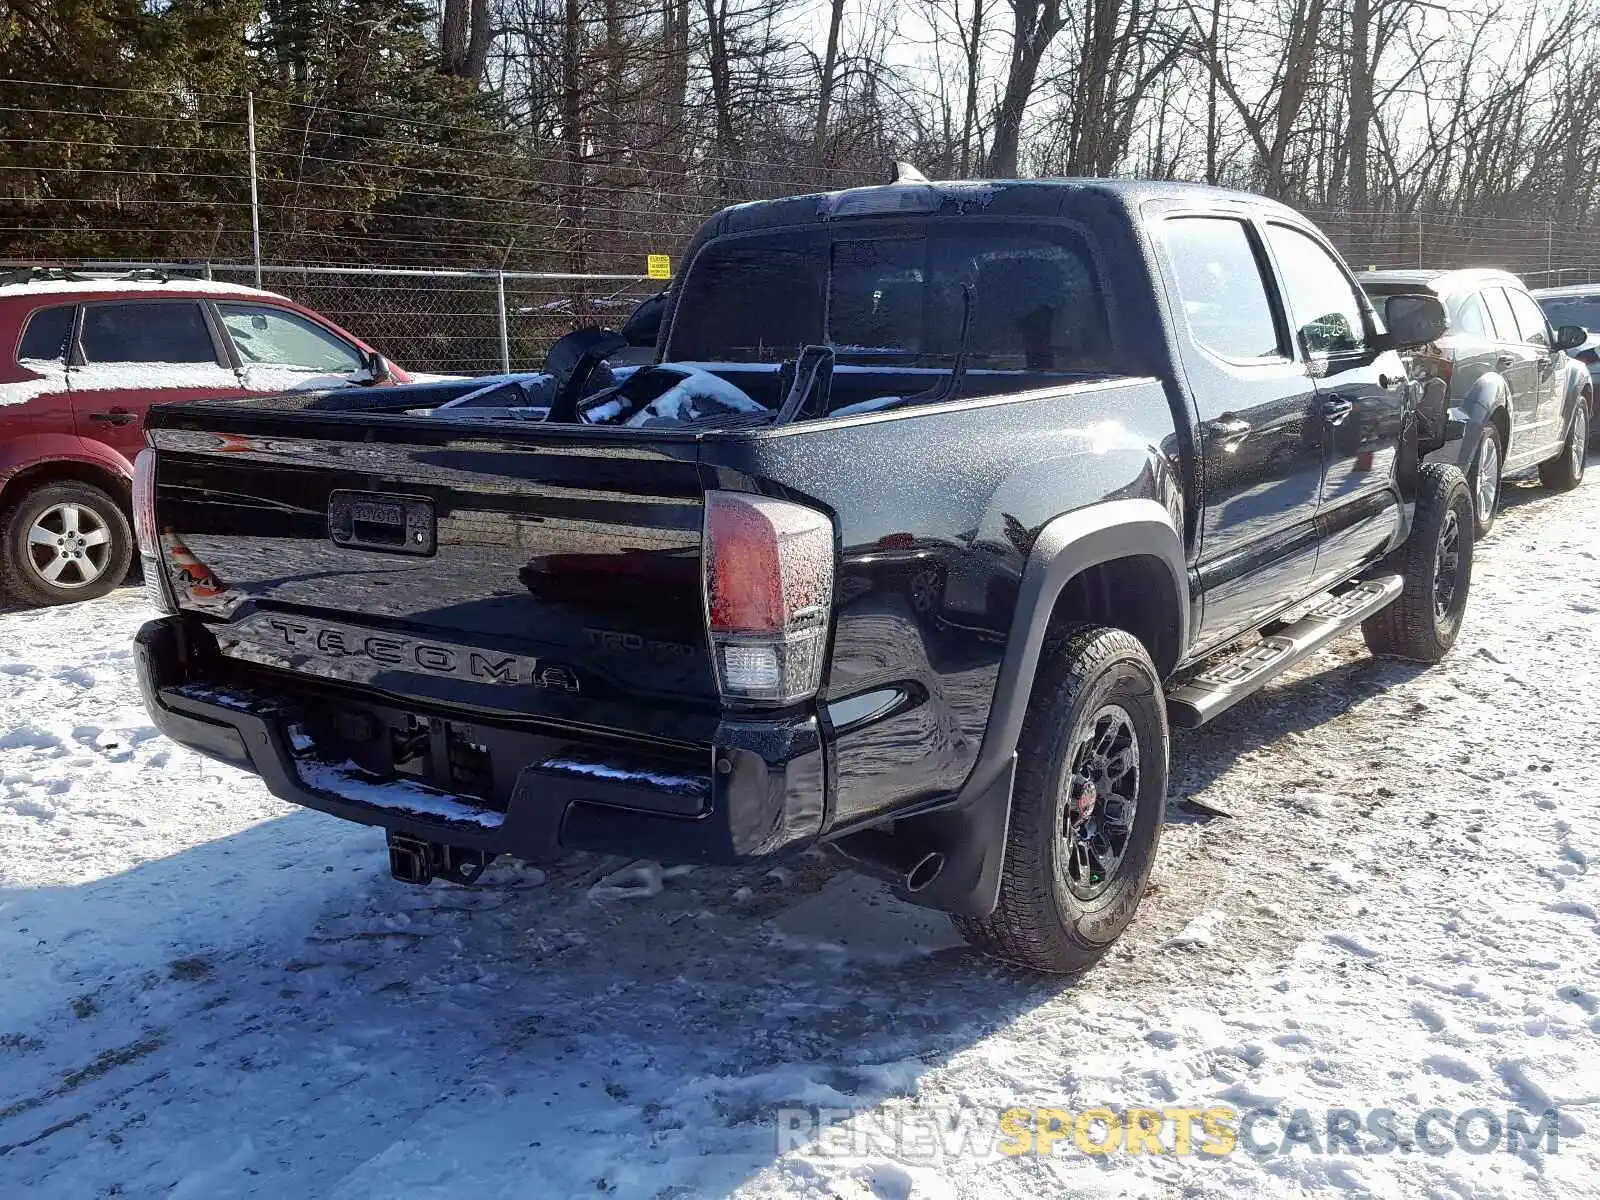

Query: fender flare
left=1558, top=361, right=1592, bottom=432
left=1452, top=377, right=1512, bottom=467
left=0, top=434, right=134, bottom=507
left=970, top=497, right=1187, bottom=792
left=882, top=498, right=1188, bottom=919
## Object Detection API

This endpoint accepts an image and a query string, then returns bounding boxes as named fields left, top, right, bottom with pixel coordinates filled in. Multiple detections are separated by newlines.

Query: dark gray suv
left=1361, top=268, right=1591, bottom=535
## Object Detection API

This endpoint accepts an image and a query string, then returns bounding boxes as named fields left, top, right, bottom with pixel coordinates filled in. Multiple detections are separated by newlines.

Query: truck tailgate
left=148, top=418, right=719, bottom=739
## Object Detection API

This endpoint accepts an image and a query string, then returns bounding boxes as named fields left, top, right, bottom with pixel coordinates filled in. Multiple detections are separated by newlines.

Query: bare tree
left=987, top=0, right=1068, bottom=176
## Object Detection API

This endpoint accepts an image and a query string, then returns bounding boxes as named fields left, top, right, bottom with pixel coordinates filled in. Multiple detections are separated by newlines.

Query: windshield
left=1538, top=294, right=1600, bottom=332
left=666, top=223, right=1113, bottom=372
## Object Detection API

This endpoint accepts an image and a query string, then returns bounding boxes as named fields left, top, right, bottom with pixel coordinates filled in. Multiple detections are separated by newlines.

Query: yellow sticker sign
left=646, top=254, right=672, bottom=280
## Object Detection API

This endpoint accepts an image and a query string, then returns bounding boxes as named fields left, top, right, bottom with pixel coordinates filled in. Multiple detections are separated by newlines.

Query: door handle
left=1204, top=416, right=1252, bottom=451
left=1321, top=397, right=1354, bottom=426
left=88, top=409, right=135, bottom=426
left=1496, top=354, right=1515, bottom=371
left=1378, top=373, right=1401, bottom=389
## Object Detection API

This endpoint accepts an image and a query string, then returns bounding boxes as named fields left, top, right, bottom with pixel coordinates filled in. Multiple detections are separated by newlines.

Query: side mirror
left=359, top=348, right=392, bottom=385
left=1381, top=293, right=1448, bottom=351
left=1554, top=324, right=1588, bottom=352
left=621, top=291, right=666, bottom=349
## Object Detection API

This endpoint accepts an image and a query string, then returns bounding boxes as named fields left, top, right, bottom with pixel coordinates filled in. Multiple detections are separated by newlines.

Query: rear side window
left=1481, top=288, right=1519, bottom=343
left=1161, top=217, right=1282, bottom=361
left=80, top=302, right=216, bottom=364
left=17, top=305, right=74, bottom=363
left=1505, top=288, right=1551, bottom=347
left=1453, top=293, right=1493, bottom=338
left=216, top=303, right=364, bottom=373
left=1263, top=224, right=1368, bottom=355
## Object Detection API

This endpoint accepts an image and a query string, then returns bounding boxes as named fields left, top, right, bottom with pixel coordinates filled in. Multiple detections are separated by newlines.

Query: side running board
left=1167, top=575, right=1403, bottom=729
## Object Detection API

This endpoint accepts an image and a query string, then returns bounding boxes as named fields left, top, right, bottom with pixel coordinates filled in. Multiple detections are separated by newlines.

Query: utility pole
left=247, top=92, right=262, bottom=289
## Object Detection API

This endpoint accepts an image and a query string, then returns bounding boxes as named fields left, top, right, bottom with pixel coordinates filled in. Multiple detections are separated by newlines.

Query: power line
left=0, top=138, right=810, bottom=211
left=0, top=77, right=867, bottom=179
left=0, top=162, right=722, bottom=225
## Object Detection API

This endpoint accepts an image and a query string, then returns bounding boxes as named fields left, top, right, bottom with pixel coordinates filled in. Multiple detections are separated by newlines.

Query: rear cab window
left=604, top=220, right=1113, bottom=424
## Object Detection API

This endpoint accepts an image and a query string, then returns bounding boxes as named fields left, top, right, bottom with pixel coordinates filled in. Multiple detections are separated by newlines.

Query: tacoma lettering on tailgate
left=215, top=614, right=580, bottom=692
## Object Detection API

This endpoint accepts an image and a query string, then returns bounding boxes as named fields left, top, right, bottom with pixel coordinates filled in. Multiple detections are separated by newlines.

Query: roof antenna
left=892, top=160, right=930, bottom=185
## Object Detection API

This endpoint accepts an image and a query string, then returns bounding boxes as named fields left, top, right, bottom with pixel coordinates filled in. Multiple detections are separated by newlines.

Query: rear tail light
left=702, top=490, right=835, bottom=704
left=132, top=449, right=157, bottom=557
left=132, top=449, right=175, bottom=614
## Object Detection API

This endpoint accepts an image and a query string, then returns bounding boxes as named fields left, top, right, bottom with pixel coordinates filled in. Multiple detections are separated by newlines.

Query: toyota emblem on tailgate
left=328, top=490, right=436, bottom=555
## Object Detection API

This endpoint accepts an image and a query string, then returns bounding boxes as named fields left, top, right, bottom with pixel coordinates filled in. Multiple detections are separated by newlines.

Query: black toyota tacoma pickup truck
left=132, top=178, right=1472, bottom=973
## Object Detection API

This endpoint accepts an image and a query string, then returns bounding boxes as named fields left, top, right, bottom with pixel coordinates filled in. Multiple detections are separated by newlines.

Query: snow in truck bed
left=0, top=464, right=1597, bottom=1197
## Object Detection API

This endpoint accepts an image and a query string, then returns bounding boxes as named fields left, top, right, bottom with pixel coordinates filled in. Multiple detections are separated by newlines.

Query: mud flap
left=889, top=753, right=1016, bottom=919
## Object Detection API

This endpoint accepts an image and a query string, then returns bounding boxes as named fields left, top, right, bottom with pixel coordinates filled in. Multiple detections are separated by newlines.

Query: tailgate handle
left=328, top=491, right=436, bottom=556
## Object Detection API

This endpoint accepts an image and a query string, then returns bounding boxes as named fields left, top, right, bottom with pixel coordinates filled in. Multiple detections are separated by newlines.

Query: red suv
left=0, top=270, right=410, bottom=605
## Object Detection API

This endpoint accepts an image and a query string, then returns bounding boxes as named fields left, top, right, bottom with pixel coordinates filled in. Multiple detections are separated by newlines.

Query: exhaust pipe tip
left=903, top=851, right=945, bottom=893
left=831, top=830, right=946, bottom=894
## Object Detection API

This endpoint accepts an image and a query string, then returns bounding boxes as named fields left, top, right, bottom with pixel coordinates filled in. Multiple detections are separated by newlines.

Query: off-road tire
left=1361, top=462, right=1473, bottom=663
left=0, top=481, right=133, bottom=607
left=1468, top=425, right=1502, bottom=538
left=954, top=625, right=1168, bottom=975
left=1538, top=402, right=1588, bottom=492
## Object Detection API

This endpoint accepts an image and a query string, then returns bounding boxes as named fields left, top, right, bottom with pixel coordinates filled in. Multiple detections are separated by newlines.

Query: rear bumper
left=135, top=616, right=826, bottom=865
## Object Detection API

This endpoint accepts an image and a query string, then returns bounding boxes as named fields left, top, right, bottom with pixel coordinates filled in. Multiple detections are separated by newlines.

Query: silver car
left=1360, top=269, right=1591, bottom=535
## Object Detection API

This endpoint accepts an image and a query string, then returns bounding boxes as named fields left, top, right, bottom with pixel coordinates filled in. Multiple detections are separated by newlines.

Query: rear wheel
left=954, top=625, right=1168, bottom=974
left=1469, top=425, right=1501, bottom=538
left=1538, top=404, right=1587, bottom=492
left=0, top=481, right=133, bottom=607
left=1361, top=463, right=1473, bottom=663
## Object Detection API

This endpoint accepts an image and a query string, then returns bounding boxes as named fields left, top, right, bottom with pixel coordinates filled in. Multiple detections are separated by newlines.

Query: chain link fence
left=1303, top=211, right=1600, bottom=288
left=202, top=265, right=662, bottom=377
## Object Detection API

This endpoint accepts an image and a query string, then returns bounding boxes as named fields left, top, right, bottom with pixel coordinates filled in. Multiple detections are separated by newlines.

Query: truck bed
left=142, top=370, right=1176, bottom=849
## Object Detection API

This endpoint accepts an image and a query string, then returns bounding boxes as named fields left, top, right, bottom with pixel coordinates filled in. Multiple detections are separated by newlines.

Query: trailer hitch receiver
left=386, top=831, right=495, bottom=886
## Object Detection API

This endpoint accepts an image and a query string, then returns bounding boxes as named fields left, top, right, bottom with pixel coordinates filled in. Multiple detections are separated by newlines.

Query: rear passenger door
left=1440, top=288, right=1501, bottom=400
left=68, top=300, right=243, bottom=461
left=1480, top=286, right=1541, bottom=459
left=1260, top=222, right=1407, bottom=589
left=1155, top=213, right=1323, bottom=650
left=1503, top=285, right=1566, bottom=459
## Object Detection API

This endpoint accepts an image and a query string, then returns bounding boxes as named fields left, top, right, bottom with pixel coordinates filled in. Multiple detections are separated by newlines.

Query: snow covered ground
left=1, top=464, right=1597, bottom=1199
